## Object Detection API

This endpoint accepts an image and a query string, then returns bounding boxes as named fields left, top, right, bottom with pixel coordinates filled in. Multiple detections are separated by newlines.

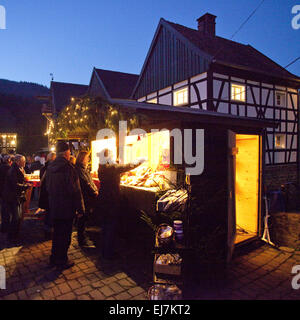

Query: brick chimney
left=197, top=13, right=216, bottom=37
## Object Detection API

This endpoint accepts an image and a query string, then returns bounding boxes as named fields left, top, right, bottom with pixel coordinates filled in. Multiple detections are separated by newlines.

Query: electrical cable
left=284, top=56, right=300, bottom=69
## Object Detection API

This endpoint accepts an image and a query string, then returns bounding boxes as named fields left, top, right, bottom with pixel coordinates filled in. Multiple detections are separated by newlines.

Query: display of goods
left=156, top=189, right=188, bottom=212
left=120, top=164, right=170, bottom=189
left=173, top=220, right=183, bottom=229
left=157, top=224, right=174, bottom=246
left=173, top=220, right=184, bottom=241
left=156, top=253, right=182, bottom=265
left=148, top=284, right=182, bottom=300
left=25, top=173, right=40, bottom=180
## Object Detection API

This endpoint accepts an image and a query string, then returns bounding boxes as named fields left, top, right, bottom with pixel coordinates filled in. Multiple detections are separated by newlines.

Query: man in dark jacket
left=46, top=141, right=85, bottom=269
left=0, top=155, right=13, bottom=233
left=97, top=149, right=144, bottom=259
left=2, top=154, right=29, bottom=241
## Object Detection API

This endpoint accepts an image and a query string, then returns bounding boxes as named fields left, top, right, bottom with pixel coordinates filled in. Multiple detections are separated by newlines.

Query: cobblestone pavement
left=1, top=218, right=300, bottom=300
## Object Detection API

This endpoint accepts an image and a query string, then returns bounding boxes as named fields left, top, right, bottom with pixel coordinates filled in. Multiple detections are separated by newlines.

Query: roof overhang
left=213, top=60, right=300, bottom=89
left=109, top=98, right=278, bottom=130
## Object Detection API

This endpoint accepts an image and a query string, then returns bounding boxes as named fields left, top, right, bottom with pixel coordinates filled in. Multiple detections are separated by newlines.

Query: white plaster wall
left=191, top=72, right=207, bottom=83
left=291, top=152, right=297, bottom=162
left=213, top=73, right=228, bottom=79
left=196, top=81, right=207, bottom=101
left=267, top=134, right=274, bottom=149
left=288, top=110, right=295, bottom=121
left=174, top=80, right=188, bottom=89
left=213, top=80, right=222, bottom=99
left=218, top=102, right=228, bottom=114
left=231, top=104, right=238, bottom=115
left=265, top=107, right=273, bottom=119
left=247, top=106, right=257, bottom=117
left=190, top=86, right=198, bottom=103
left=158, top=93, right=172, bottom=105
left=239, top=105, right=246, bottom=116
left=159, top=86, right=172, bottom=95
left=274, top=152, right=285, bottom=164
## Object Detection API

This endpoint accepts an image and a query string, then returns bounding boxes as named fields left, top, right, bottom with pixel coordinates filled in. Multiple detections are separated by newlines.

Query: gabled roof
left=51, top=81, right=88, bottom=113
left=132, top=17, right=300, bottom=98
left=94, top=68, right=139, bottom=99
left=165, top=20, right=300, bottom=83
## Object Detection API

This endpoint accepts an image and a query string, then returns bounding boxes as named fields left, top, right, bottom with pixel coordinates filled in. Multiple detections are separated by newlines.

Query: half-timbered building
left=131, top=13, right=300, bottom=191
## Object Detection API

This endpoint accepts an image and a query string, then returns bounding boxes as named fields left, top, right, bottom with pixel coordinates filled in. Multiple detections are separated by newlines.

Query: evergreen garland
left=49, top=96, right=140, bottom=145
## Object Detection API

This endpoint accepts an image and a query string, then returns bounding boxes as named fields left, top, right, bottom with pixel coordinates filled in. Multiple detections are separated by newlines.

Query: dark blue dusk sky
left=0, top=0, right=299, bottom=87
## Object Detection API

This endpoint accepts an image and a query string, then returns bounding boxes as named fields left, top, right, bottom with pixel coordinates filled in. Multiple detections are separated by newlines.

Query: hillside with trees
left=0, top=79, right=50, bottom=155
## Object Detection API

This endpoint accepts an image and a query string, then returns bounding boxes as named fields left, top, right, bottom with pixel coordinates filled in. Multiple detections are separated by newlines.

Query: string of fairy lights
left=47, top=96, right=140, bottom=148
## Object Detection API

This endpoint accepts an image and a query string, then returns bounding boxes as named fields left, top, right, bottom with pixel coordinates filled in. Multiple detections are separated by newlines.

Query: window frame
left=275, top=91, right=286, bottom=107
left=231, top=83, right=246, bottom=102
left=173, top=87, right=189, bottom=107
left=274, top=134, right=286, bottom=149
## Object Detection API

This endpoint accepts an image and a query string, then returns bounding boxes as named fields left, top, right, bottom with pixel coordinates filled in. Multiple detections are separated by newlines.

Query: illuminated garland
left=48, top=96, right=140, bottom=145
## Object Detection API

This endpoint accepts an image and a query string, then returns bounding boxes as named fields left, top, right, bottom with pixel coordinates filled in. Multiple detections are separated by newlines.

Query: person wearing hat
left=46, top=141, right=85, bottom=269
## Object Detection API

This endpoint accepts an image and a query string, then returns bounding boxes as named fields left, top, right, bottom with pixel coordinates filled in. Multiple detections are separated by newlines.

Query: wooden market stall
left=90, top=98, right=279, bottom=265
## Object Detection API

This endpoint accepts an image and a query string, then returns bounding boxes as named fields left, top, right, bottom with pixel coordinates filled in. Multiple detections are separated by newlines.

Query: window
left=174, top=87, right=188, bottom=106
left=274, top=134, right=285, bottom=149
left=275, top=92, right=286, bottom=107
left=147, top=98, right=157, bottom=104
left=231, top=84, right=246, bottom=102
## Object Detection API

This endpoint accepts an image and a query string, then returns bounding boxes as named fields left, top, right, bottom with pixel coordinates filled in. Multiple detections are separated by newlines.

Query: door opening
left=235, top=134, right=260, bottom=244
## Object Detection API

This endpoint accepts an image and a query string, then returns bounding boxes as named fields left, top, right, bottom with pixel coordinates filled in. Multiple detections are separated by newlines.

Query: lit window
left=231, top=84, right=246, bottom=101
left=274, top=134, right=285, bottom=149
left=174, top=87, right=188, bottom=106
left=275, top=92, right=285, bottom=107
left=147, top=98, right=157, bottom=104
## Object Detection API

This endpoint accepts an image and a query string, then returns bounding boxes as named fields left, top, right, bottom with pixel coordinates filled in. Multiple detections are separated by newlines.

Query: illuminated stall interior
left=91, top=130, right=175, bottom=190
left=91, top=137, right=117, bottom=173
left=235, top=134, right=260, bottom=244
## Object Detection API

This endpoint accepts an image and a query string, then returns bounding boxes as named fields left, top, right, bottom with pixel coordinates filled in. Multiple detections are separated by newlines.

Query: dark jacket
left=2, top=163, right=29, bottom=203
left=38, top=161, right=50, bottom=211
left=39, top=161, right=49, bottom=180
left=75, top=163, right=98, bottom=212
left=0, top=163, right=11, bottom=198
left=46, top=156, right=85, bottom=220
left=98, top=163, right=139, bottom=204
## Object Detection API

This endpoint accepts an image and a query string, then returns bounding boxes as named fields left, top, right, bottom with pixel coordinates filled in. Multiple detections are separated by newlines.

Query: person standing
left=46, top=141, right=85, bottom=269
left=2, top=155, right=29, bottom=241
left=97, top=149, right=144, bottom=259
left=0, top=155, right=13, bottom=233
left=75, top=151, right=98, bottom=248
left=38, top=152, right=56, bottom=239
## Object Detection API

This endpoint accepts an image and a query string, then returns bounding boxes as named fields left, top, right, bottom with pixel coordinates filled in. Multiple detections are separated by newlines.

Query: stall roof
left=51, top=81, right=88, bottom=113
left=109, top=98, right=278, bottom=129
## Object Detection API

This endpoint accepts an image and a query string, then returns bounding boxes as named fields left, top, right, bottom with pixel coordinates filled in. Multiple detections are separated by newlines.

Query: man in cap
left=46, top=141, right=85, bottom=269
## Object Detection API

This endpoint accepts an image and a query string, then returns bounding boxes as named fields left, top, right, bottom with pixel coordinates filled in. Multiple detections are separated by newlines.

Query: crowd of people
left=0, top=141, right=143, bottom=270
